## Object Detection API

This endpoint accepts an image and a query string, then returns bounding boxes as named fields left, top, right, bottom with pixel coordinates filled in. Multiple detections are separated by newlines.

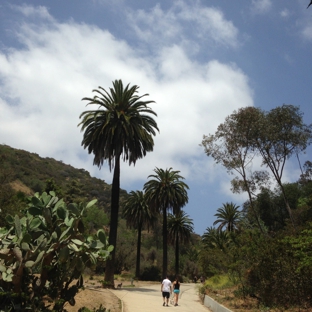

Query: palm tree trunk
left=175, top=234, right=179, bottom=276
left=162, top=206, right=168, bottom=278
left=104, top=155, right=120, bottom=286
left=136, top=222, right=142, bottom=279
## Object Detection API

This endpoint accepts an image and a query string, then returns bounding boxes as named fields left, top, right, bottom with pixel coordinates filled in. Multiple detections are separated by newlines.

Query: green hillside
left=0, top=144, right=128, bottom=222
left=0, top=144, right=200, bottom=280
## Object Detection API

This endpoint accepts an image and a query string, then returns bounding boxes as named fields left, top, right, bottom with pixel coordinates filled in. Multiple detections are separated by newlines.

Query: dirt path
left=63, top=280, right=210, bottom=312
left=110, top=283, right=211, bottom=312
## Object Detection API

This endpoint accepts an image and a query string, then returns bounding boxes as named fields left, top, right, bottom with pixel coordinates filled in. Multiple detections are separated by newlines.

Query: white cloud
left=301, top=23, right=312, bottom=40
left=251, top=0, right=272, bottom=14
left=126, top=1, right=240, bottom=51
left=0, top=3, right=253, bottom=194
left=12, top=4, right=54, bottom=21
left=280, top=8, right=290, bottom=18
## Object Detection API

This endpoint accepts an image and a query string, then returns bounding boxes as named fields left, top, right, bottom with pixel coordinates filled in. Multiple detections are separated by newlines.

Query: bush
left=231, top=230, right=312, bottom=308
left=140, top=266, right=161, bottom=281
left=78, top=305, right=110, bottom=312
left=0, top=192, right=113, bottom=311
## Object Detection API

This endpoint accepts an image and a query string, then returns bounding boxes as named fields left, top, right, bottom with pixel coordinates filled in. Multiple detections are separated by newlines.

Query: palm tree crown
left=79, top=79, right=159, bottom=169
left=144, top=167, right=189, bottom=214
left=213, top=202, right=241, bottom=232
left=202, top=226, right=230, bottom=250
left=167, top=211, right=194, bottom=245
left=123, top=190, right=155, bottom=230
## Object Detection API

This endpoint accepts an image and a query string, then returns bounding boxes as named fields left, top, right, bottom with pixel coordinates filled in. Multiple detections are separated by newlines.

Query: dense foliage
left=201, top=105, right=312, bottom=310
left=0, top=192, right=113, bottom=311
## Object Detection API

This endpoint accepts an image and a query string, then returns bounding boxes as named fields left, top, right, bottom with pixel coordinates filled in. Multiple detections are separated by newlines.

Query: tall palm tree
left=213, top=202, right=241, bottom=232
left=78, top=80, right=158, bottom=286
left=202, top=226, right=230, bottom=250
left=167, top=211, right=194, bottom=276
left=123, top=190, right=156, bottom=279
left=143, top=167, right=189, bottom=278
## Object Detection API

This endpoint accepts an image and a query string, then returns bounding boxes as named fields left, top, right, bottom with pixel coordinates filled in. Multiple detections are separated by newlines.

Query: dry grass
left=205, top=286, right=312, bottom=312
left=10, top=179, right=33, bottom=195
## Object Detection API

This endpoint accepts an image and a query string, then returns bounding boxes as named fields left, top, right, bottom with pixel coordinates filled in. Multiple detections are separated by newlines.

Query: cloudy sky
left=0, top=0, right=311, bottom=235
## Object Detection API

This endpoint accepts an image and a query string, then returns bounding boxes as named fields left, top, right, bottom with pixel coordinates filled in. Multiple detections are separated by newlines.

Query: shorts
left=173, top=289, right=180, bottom=294
left=162, top=291, right=170, bottom=298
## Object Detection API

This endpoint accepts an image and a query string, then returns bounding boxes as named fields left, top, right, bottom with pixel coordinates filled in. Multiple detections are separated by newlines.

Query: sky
left=0, top=0, right=311, bottom=235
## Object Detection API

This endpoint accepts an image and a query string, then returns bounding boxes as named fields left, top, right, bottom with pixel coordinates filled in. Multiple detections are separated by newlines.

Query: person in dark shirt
left=172, top=276, right=180, bottom=306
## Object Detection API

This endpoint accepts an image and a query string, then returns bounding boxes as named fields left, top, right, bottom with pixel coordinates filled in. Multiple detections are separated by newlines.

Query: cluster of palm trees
left=124, top=168, right=194, bottom=279
left=202, top=202, right=241, bottom=249
left=78, top=80, right=192, bottom=285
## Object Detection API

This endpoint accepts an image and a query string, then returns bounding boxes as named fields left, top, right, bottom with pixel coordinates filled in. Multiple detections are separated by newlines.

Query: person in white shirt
left=161, top=276, right=172, bottom=306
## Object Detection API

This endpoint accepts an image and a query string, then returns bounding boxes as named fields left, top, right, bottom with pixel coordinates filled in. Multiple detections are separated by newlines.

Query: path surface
left=110, top=283, right=211, bottom=312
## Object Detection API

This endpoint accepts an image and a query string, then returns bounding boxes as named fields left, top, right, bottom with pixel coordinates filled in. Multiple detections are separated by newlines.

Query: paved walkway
left=110, top=283, right=211, bottom=312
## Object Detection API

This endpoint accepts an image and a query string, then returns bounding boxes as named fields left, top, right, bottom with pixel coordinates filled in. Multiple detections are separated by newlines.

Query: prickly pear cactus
left=0, top=191, right=113, bottom=311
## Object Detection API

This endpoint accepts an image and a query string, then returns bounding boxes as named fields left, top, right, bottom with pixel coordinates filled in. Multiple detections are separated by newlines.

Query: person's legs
left=174, top=291, right=179, bottom=305
left=162, top=292, right=169, bottom=306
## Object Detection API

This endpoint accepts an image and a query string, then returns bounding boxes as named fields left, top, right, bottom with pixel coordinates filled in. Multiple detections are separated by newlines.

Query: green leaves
left=86, top=198, right=97, bottom=209
left=0, top=192, right=113, bottom=311
left=79, top=80, right=159, bottom=169
left=97, top=229, right=107, bottom=246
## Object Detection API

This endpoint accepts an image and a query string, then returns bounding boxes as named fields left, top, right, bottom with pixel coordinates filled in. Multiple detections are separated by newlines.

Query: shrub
left=0, top=192, right=113, bottom=311
left=232, top=230, right=312, bottom=308
left=140, top=265, right=161, bottom=281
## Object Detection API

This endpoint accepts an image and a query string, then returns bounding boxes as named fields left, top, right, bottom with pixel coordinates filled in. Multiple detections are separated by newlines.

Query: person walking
left=172, top=276, right=180, bottom=306
left=161, top=275, right=172, bottom=306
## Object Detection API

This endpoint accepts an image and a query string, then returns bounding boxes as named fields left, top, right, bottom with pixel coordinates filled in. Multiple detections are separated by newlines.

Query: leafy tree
left=253, top=188, right=287, bottom=231
left=252, top=105, right=312, bottom=228
left=213, top=202, right=241, bottom=232
left=299, top=160, right=312, bottom=184
left=167, top=211, right=194, bottom=275
left=201, top=107, right=268, bottom=233
left=78, top=80, right=158, bottom=285
left=144, top=167, right=189, bottom=278
left=202, top=105, right=312, bottom=231
left=123, top=190, right=156, bottom=278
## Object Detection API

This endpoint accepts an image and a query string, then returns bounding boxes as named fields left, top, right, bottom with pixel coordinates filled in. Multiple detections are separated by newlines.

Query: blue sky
left=0, top=0, right=311, bottom=235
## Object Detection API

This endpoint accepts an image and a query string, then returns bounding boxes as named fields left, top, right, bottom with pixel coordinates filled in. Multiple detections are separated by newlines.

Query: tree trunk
left=242, top=167, right=264, bottom=234
left=162, top=206, right=168, bottom=278
left=175, top=234, right=179, bottom=276
left=280, top=183, right=296, bottom=230
left=104, top=156, right=120, bottom=287
left=135, top=222, right=142, bottom=279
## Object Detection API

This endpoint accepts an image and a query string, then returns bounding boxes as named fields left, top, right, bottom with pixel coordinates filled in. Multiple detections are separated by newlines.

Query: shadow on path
left=115, top=287, right=157, bottom=293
